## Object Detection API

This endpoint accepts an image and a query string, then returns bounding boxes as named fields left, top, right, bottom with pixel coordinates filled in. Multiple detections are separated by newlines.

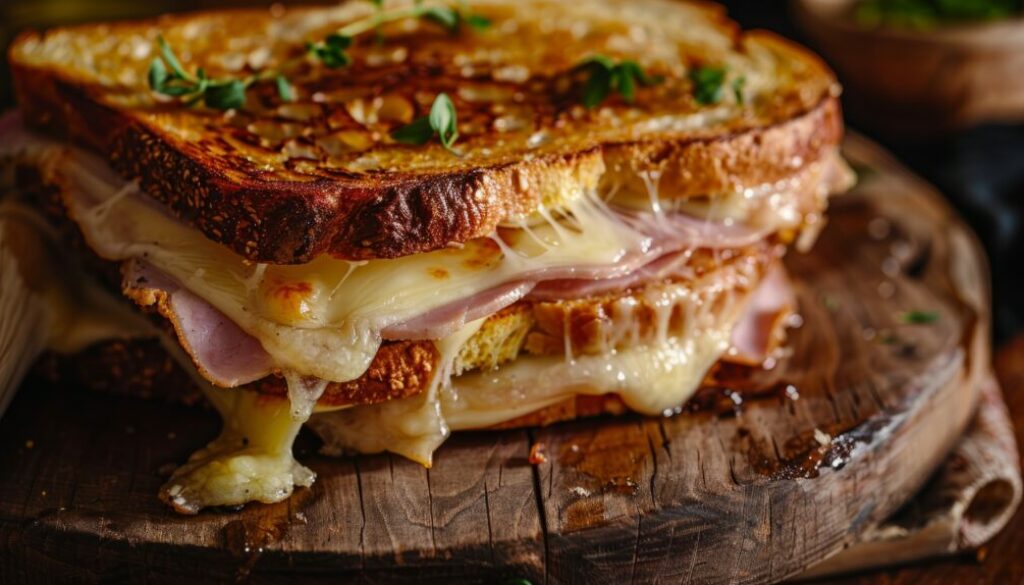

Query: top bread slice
left=8, top=0, right=843, bottom=264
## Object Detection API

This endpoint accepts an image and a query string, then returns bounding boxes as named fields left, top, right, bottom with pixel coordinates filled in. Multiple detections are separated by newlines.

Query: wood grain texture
left=0, top=136, right=993, bottom=584
left=804, top=336, right=1024, bottom=585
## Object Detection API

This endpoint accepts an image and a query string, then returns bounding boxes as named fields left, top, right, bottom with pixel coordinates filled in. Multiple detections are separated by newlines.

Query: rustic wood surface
left=811, top=335, right=1024, bottom=585
left=0, top=137, right=996, bottom=584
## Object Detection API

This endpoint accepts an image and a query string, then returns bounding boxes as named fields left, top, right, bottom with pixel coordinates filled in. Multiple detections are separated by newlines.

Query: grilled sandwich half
left=0, top=0, right=852, bottom=513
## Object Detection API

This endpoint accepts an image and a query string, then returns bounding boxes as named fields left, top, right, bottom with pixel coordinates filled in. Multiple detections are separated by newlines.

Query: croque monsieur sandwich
left=0, top=0, right=852, bottom=513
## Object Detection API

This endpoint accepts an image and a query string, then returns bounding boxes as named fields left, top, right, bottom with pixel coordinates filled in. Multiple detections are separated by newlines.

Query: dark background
left=2, top=0, right=1021, bottom=342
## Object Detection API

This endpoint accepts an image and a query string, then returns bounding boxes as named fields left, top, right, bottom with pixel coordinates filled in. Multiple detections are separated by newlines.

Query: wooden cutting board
left=0, top=136, right=991, bottom=584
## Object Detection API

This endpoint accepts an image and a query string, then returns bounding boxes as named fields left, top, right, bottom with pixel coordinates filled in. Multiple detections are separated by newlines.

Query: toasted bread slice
left=9, top=0, right=842, bottom=264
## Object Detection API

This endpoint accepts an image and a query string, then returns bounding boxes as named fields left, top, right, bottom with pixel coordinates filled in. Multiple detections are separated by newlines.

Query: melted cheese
left=57, top=149, right=649, bottom=385
left=311, top=319, right=486, bottom=465
left=311, top=272, right=752, bottom=464
left=613, top=150, right=848, bottom=241
left=160, top=318, right=485, bottom=509
left=4, top=130, right=804, bottom=512
left=0, top=201, right=315, bottom=512
left=160, top=380, right=316, bottom=514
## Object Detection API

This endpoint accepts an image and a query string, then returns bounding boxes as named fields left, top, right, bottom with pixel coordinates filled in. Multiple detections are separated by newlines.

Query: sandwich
left=0, top=0, right=852, bottom=513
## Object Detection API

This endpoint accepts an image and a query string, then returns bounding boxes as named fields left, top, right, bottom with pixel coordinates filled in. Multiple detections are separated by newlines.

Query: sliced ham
left=124, top=261, right=275, bottom=387
left=380, top=214, right=770, bottom=340
left=381, top=281, right=536, bottom=339
left=526, top=249, right=696, bottom=301
left=727, top=264, right=795, bottom=364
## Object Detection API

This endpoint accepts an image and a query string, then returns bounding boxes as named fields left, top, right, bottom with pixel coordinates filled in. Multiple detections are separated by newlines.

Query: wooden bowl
left=792, top=0, right=1024, bottom=134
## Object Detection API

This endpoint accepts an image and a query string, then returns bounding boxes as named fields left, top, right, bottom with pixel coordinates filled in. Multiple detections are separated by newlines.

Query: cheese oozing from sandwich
left=1, top=114, right=826, bottom=512
left=36, top=133, right=813, bottom=391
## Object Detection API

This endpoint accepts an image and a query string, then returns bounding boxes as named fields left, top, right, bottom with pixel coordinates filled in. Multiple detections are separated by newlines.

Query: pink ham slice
left=128, top=257, right=791, bottom=388
left=124, top=261, right=275, bottom=387
left=381, top=213, right=770, bottom=339
left=381, top=281, right=537, bottom=339
left=526, top=249, right=695, bottom=301
left=727, top=264, right=795, bottom=364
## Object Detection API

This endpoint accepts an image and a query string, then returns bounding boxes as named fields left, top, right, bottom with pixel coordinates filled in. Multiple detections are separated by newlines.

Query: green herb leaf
left=391, top=116, right=434, bottom=145
left=204, top=80, right=247, bottom=110
left=157, top=79, right=200, bottom=97
left=310, top=33, right=353, bottom=68
left=616, top=67, right=636, bottom=103
left=614, top=61, right=658, bottom=103
left=276, top=75, right=295, bottom=102
left=148, top=57, right=168, bottom=91
left=582, top=63, right=613, bottom=108
left=157, top=35, right=190, bottom=80
left=429, top=92, right=459, bottom=149
left=689, top=66, right=726, bottom=105
left=464, top=13, right=492, bottom=30
left=423, top=6, right=460, bottom=31
left=732, top=75, right=746, bottom=104
left=900, top=310, right=939, bottom=324
left=392, top=93, right=460, bottom=152
left=576, top=56, right=661, bottom=108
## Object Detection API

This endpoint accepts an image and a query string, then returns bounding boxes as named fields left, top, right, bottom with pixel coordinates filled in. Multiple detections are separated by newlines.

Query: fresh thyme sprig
left=688, top=66, right=747, bottom=105
left=148, top=36, right=266, bottom=110
left=391, top=93, right=460, bottom=152
left=148, top=0, right=490, bottom=110
left=575, top=55, right=663, bottom=108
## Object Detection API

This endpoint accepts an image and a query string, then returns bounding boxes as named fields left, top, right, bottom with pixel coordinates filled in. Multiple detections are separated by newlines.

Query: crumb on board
left=529, top=442, right=547, bottom=465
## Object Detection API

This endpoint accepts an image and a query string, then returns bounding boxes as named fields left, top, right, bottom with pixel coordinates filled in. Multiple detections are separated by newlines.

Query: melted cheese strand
left=310, top=269, right=753, bottom=462
left=160, top=379, right=315, bottom=514
left=313, top=318, right=486, bottom=466
left=54, top=147, right=647, bottom=384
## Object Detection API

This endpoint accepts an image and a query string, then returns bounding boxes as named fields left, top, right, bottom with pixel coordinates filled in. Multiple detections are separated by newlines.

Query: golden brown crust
left=9, top=1, right=842, bottom=263
left=254, top=340, right=438, bottom=406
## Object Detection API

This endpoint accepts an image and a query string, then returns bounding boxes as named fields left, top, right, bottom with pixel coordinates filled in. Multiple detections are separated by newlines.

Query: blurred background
left=2, top=0, right=1022, bottom=342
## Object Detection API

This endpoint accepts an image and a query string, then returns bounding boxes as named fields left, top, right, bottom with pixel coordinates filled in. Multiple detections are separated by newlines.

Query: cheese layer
left=32, top=136, right=814, bottom=389
left=311, top=262, right=756, bottom=464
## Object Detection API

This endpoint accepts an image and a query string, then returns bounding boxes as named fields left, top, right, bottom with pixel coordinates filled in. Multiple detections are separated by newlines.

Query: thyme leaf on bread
left=689, top=66, right=727, bottom=105
left=148, top=0, right=491, bottom=111
left=575, top=55, right=663, bottom=108
left=901, top=310, right=939, bottom=324
left=148, top=36, right=259, bottom=110
left=392, top=93, right=460, bottom=152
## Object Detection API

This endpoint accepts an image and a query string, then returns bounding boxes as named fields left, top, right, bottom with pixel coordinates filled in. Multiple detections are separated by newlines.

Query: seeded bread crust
left=9, top=0, right=842, bottom=263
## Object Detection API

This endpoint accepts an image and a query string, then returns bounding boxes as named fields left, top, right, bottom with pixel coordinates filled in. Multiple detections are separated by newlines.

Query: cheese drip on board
left=161, top=319, right=484, bottom=511
left=159, top=378, right=318, bottom=514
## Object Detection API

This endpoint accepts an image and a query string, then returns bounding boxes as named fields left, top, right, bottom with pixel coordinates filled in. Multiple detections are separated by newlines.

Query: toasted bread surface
left=9, top=0, right=841, bottom=263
